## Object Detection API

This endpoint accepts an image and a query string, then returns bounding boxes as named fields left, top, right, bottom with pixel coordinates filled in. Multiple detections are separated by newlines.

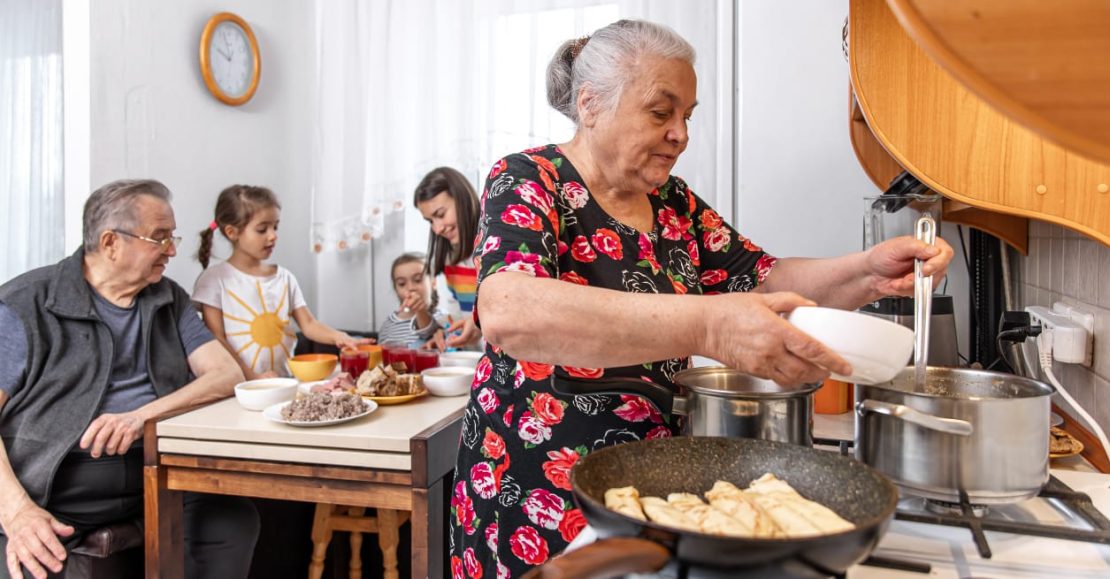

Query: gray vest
left=0, top=249, right=192, bottom=505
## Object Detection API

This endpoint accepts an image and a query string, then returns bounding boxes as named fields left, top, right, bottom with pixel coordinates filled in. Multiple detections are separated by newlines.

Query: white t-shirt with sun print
left=192, top=262, right=307, bottom=377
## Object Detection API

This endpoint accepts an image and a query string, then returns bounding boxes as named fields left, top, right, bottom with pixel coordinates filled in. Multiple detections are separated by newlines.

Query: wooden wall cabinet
left=848, top=0, right=1110, bottom=249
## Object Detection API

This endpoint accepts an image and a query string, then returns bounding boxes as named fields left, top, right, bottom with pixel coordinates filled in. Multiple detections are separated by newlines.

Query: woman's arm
left=756, top=236, right=954, bottom=310
left=479, top=271, right=849, bottom=385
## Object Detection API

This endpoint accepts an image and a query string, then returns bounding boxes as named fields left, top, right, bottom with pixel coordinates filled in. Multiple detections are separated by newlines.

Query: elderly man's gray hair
left=546, top=19, right=696, bottom=124
left=82, top=179, right=173, bottom=253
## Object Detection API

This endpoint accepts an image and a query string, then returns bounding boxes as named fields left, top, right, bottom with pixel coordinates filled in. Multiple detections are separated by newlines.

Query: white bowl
left=438, top=351, right=484, bottom=368
left=234, top=378, right=299, bottom=411
left=420, top=366, right=474, bottom=396
left=786, top=306, right=914, bottom=385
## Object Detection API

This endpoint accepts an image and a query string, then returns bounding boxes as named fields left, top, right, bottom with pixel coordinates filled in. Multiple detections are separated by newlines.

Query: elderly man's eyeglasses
left=114, top=229, right=182, bottom=250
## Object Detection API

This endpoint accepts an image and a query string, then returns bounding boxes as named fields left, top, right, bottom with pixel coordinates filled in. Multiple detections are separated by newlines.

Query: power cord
left=1037, top=329, right=1110, bottom=457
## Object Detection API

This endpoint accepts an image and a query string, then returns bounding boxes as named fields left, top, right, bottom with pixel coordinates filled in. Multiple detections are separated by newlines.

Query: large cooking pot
left=523, top=437, right=899, bottom=578
left=552, top=367, right=819, bottom=445
left=856, top=366, right=1054, bottom=504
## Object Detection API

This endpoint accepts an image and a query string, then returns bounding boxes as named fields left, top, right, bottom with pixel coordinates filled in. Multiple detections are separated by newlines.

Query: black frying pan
left=525, top=436, right=898, bottom=578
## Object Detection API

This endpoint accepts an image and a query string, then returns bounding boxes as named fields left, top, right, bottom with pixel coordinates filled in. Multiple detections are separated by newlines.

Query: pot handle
left=857, top=399, right=974, bottom=436
left=520, top=537, right=670, bottom=579
left=550, top=373, right=678, bottom=416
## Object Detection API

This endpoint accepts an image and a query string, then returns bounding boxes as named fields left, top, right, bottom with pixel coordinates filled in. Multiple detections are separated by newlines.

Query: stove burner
left=924, top=498, right=989, bottom=517
left=895, top=476, right=1110, bottom=559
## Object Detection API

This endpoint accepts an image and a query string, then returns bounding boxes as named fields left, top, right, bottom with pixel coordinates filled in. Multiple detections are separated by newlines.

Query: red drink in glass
left=339, top=349, right=369, bottom=377
left=414, top=350, right=439, bottom=372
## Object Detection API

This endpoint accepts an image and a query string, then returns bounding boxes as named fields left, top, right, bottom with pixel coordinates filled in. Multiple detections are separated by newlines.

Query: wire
left=1037, top=330, right=1110, bottom=458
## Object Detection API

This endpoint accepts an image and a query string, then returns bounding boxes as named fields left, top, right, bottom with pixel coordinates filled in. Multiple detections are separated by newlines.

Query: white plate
left=262, top=398, right=378, bottom=427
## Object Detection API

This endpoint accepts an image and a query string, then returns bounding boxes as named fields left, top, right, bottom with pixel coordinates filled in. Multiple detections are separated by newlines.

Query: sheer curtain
left=310, top=0, right=731, bottom=327
left=0, top=0, right=64, bottom=284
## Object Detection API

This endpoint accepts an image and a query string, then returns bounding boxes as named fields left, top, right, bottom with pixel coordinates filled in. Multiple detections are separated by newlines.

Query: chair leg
left=347, top=507, right=366, bottom=579
left=309, top=503, right=335, bottom=579
left=377, top=509, right=401, bottom=579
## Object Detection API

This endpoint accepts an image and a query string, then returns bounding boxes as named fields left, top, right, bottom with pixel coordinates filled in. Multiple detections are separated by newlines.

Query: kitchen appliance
left=855, top=366, right=1054, bottom=505
left=859, top=296, right=959, bottom=367
left=524, top=437, right=898, bottom=579
left=551, top=368, right=818, bottom=446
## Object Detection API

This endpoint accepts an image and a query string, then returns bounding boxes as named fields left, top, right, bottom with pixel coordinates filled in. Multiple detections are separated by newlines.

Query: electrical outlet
left=1052, top=302, right=1095, bottom=367
left=1025, top=305, right=1092, bottom=365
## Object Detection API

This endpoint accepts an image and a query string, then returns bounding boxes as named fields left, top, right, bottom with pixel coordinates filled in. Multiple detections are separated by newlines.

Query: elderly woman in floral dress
left=448, top=19, right=953, bottom=578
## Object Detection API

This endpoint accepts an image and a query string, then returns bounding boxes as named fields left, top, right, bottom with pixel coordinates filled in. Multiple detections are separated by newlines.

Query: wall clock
left=199, top=12, right=261, bottom=106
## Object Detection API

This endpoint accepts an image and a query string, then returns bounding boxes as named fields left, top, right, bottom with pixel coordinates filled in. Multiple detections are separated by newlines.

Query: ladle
left=913, top=215, right=936, bottom=390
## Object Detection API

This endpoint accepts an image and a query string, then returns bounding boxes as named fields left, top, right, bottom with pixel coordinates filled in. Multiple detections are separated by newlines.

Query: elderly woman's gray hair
left=82, top=179, right=173, bottom=252
left=546, top=19, right=695, bottom=123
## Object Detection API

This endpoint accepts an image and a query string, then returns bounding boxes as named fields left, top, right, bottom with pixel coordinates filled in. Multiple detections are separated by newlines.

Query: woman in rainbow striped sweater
left=414, top=167, right=483, bottom=350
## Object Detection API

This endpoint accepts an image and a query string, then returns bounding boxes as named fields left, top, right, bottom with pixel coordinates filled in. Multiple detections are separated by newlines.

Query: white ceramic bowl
left=420, top=367, right=474, bottom=397
left=234, top=378, right=299, bottom=411
left=438, top=351, right=484, bottom=369
left=786, top=306, right=914, bottom=385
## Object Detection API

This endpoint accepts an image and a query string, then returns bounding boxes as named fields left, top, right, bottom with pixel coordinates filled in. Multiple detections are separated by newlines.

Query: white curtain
left=310, top=0, right=731, bottom=327
left=0, top=0, right=64, bottom=284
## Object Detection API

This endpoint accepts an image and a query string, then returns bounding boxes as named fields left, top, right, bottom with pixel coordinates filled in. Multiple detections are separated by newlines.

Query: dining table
left=141, top=393, right=467, bottom=579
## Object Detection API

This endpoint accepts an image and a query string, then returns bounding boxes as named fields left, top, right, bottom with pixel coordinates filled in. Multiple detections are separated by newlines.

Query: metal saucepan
left=551, top=368, right=819, bottom=445
left=856, top=366, right=1055, bottom=504
left=524, top=437, right=898, bottom=578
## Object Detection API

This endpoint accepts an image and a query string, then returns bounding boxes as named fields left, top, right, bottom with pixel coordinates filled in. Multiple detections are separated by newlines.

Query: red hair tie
left=208, top=220, right=218, bottom=231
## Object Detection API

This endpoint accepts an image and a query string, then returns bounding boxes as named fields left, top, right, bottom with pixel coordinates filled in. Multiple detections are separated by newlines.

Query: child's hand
left=399, top=292, right=430, bottom=316
left=445, top=317, right=482, bottom=348
left=335, top=333, right=374, bottom=350
left=422, top=329, right=447, bottom=352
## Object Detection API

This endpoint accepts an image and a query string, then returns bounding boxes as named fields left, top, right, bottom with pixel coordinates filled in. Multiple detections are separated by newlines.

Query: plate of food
left=263, top=392, right=377, bottom=427
left=1049, top=426, right=1084, bottom=459
left=354, top=364, right=427, bottom=405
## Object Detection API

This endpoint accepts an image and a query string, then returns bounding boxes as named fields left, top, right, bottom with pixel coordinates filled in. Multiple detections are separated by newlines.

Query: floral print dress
left=449, top=145, right=776, bottom=578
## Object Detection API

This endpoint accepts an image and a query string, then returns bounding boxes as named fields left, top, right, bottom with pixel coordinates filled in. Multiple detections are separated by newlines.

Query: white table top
left=156, top=394, right=467, bottom=470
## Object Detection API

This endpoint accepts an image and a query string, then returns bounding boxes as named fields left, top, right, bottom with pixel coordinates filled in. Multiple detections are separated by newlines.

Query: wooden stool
left=308, top=503, right=409, bottom=579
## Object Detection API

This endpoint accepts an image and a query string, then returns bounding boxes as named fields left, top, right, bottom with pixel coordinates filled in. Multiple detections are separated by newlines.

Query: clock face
left=208, top=21, right=254, bottom=98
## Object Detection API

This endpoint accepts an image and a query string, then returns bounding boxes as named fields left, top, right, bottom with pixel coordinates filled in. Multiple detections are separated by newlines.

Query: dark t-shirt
left=0, top=290, right=213, bottom=414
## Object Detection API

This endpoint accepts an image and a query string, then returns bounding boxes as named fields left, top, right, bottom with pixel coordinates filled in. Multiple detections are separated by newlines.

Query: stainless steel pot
left=855, top=366, right=1054, bottom=504
left=551, top=367, right=819, bottom=446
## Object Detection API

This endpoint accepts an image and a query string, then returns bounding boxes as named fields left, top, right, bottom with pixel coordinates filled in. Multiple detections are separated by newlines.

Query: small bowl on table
left=287, top=353, right=338, bottom=382
left=420, top=366, right=475, bottom=397
left=438, top=351, right=483, bottom=369
left=786, top=306, right=914, bottom=385
left=234, top=378, right=299, bottom=411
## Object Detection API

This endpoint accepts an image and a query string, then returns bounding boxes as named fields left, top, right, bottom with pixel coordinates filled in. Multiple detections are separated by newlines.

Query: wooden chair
left=308, top=504, right=409, bottom=579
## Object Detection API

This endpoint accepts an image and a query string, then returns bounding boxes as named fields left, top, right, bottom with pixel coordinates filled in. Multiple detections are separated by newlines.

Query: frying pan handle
left=857, top=399, right=973, bottom=436
left=550, top=373, right=678, bottom=416
left=520, top=537, right=670, bottom=579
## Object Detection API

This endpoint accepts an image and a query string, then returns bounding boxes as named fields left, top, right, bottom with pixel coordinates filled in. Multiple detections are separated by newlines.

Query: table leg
left=309, top=503, right=334, bottom=579
left=377, top=508, right=400, bottom=579
left=410, top=477, right=445, bottom=579
left=143, top=465, right=184, bottom=579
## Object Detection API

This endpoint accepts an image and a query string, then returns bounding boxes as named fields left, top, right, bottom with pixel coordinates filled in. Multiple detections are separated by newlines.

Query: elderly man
left=0, top=180, right=259, bottom=579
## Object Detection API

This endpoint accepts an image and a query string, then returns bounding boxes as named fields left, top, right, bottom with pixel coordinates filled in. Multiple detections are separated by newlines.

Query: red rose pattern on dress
left=450, top=145, right=774, bottom=576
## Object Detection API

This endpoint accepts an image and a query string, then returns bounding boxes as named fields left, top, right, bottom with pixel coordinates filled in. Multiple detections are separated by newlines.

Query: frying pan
left=525, top=437, right=898, bottom=578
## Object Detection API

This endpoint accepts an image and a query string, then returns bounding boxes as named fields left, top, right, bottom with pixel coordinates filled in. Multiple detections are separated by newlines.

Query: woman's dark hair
left=197, top=185, right=281, bottom=268
left=413, top=167, right=480, bottom=278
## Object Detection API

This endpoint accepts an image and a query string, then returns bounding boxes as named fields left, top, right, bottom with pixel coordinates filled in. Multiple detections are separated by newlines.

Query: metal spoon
left=913, top=215, right=937, bottom=390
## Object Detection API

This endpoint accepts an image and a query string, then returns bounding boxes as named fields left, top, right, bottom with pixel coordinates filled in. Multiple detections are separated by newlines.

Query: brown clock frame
left=199, top=12, right=261, bottom=106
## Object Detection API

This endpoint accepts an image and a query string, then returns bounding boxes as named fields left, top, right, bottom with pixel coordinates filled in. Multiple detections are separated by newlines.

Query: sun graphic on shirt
left=222, top=282, right=296, bottom=373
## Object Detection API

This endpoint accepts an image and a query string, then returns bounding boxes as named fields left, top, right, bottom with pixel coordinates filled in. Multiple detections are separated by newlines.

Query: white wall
left=89, top=0, right=317, bottom=309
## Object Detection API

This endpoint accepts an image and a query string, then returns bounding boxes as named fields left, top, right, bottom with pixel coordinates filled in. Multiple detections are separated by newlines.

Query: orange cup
left=815, top=378, right=854, bottom=414
left=356, top=344, right=383, bottom=369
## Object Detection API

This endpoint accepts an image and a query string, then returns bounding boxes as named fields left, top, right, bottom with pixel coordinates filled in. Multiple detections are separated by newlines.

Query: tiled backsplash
left=1020, top=221, right=1110, bottom=436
